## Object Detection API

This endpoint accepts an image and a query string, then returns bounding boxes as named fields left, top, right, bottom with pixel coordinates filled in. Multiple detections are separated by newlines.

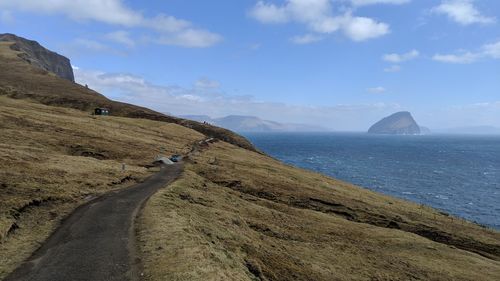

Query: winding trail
left=5, top=164, right=183, bottom=281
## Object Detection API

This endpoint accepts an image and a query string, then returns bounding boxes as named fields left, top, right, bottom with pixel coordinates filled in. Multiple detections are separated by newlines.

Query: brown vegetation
left=0, top=96, right=204, bottom=278
left=138, top=141, right=500, bottom=281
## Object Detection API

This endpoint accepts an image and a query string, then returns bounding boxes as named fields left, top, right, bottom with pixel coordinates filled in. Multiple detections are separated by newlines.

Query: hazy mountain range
left=180, top=115, right=329, bottom=133
left=182, top=114, right=500, bottom=135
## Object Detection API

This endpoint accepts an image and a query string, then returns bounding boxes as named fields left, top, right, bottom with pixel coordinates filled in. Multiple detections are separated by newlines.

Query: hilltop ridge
left=0, top=33, right=74, bottom=82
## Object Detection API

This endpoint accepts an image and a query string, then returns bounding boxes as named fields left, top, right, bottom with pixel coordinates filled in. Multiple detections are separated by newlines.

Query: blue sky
left=1, top=0, right=499, bottom=130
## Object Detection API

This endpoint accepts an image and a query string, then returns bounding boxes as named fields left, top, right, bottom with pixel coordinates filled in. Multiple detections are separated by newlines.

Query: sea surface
left=244, top=132, right=500, bottom=229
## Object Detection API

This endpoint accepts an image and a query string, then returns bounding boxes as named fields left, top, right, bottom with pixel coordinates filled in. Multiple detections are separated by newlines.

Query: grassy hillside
left=137, top=141, right=500, bottom=280
left=1, top=36, right=499, bottom=281
left=0, top=96, right=204, bottom=278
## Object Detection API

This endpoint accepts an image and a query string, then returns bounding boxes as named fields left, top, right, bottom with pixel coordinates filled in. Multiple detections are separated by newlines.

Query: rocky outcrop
left=0, top=33, right=74, bottom=82
left=368, top=111, right=421, bottom=135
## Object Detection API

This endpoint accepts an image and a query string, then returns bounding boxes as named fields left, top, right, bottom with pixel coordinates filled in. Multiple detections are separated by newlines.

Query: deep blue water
left=244, top=133, right=500, bottom=229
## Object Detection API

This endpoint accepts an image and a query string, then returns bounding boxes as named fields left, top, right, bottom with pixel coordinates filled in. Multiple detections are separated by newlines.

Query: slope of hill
left=1, top=34, right=500, bottom=281
left=368, top=111, right=421, bottom=135
left=0, top=96, right=205, bottom=278
left=138, top=141, right=500, bottom=281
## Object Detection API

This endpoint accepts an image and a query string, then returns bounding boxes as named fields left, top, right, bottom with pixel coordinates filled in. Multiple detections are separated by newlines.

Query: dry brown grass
left=138, top=141, right=500, bottom=281
left=0, top=96, right=204, bottom=279
left=0, top=42, right=21, bottom=59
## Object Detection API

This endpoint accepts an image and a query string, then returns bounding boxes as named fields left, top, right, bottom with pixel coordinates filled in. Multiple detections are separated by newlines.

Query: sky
left=0, top=0, right=499, bottom=131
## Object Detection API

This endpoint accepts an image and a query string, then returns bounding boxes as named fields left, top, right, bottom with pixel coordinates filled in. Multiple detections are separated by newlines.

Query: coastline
left=243, top=131, right=500, bottom=230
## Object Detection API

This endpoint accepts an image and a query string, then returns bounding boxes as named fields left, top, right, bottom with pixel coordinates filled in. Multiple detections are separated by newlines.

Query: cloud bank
left=0, top=0, right=222, bottom=48
left=249, top=0, right=408, bottom=42
left=433, top=40, right=500, bottom=64
left=349, top=0, right=410, bottom=6
left=74, top=67, right=404, bottom=131
left=383, top=50, right=420, bottom=63
left=432, top=0, right=496, bottom=25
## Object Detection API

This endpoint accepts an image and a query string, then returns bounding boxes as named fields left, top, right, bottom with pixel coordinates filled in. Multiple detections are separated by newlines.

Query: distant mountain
left=180, top=115, right=328, bottom=132
left=368, top=111, right=421, bottom=135
left=0, top=33, right=74, bottom=82
left=436, top=126, right=500, bottom=135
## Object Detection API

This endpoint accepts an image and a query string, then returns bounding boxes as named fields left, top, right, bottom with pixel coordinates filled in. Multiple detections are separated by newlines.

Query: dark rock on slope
left=368, top=111, right=421, bottom=135
left=0, top=33, right=74, bottom=82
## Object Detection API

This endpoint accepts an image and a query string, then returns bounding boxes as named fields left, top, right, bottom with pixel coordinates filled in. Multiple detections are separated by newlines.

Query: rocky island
left=368, top=111, right=421, bottom=135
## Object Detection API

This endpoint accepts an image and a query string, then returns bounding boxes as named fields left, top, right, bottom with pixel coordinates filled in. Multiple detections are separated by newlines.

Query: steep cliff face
left=0, top=33, right=74, bottom=82
left=368, top=111, right=421, bottom=135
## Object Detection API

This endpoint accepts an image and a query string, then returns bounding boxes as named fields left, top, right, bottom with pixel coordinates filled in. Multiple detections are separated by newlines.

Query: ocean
left=244, top=132, right=500, bottom=229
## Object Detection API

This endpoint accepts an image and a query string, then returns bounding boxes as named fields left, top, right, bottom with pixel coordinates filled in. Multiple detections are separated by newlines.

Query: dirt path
left=5, top=164, right=183, bottom=281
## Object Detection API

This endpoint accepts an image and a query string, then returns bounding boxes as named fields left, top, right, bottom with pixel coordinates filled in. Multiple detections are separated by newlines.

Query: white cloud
left=350, top=0, right=410, bottom=6
left=73, top=38, right=110, bottom=51
left=0, top=0, right=221, bottom=48
left=155, top=29, right=222, bottom=48
left=249, top=1, right=289, bottom=23
left=466, top=101, right=500, bottom=109
left=367, top=86, right=387, bottom=93
left=432, top=52, right=480, bottom=64
left=384, top=65, right=401, bottom=72
left=433, top=40, right=500, bottom=64
left=249, top=0, right=391, bottom=42
left=290, top=34, right=323, bottom=44
left=432, top=0, right=496, bottom=25
left=383, top=49, right=419, bottom=63
left=482, top=41, right=500, bottom=59
left=74, top=67, right=403, bottom=130
left=341, top=13, right=390, bottom=41
left=143, top=14, right=192, bottom=33
left=0, top=0, right=142, bottom=26
left=105, top=31, right=135, bottom=47
left=195, top=78, right=221, bottom=90
left=0, top=10, right=14, bottom=24
left=64, top=38, right=130, bottom=57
